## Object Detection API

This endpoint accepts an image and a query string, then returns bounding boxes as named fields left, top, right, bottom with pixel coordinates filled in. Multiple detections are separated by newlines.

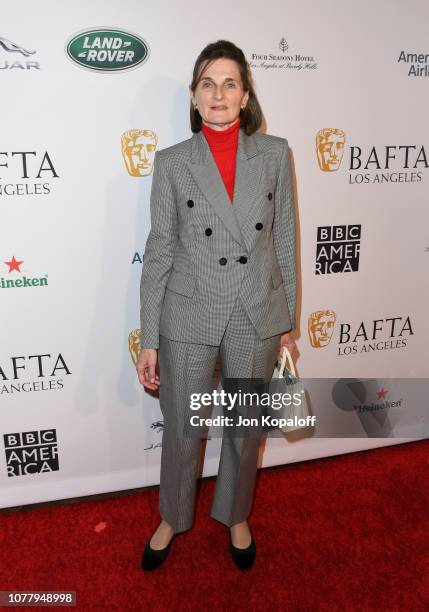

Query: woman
left=136, top=40, right=297, bottom=571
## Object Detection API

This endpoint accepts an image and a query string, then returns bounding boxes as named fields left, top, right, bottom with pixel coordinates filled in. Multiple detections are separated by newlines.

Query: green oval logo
left=66, top=28, right=150, bottom=72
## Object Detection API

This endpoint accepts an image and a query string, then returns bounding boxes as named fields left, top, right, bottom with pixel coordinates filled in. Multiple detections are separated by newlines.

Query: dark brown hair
left=189, top=40, right=262, bottom=135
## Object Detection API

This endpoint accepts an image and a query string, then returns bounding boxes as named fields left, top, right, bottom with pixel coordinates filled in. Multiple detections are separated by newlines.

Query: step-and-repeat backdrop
left=2, top=0, right=428, bottom=508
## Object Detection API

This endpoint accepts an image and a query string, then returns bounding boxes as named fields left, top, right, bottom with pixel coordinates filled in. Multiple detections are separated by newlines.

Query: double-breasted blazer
left=140, top=126, right=297, bottom=349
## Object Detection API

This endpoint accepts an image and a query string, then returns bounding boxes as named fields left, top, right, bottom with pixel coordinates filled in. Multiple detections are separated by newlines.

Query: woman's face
left=190, top=58, right=249, bottom=131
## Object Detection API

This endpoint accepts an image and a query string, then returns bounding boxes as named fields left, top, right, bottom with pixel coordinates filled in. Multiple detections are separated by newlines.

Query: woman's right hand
left=136, top=348, right=160, bottom=391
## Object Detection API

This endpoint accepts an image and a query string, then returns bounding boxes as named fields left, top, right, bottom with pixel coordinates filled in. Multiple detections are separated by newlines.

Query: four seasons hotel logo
left=249, top=36, right=318, bottom=71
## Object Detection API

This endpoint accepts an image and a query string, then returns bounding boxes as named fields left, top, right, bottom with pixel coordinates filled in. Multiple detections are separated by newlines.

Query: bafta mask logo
left=122, top=129, right=157, bottom=177
left=308, top=310, right=336, bottom=348
left=316, top=129, right=345, bottom=172
left=128, top=329, right=141, bottom=365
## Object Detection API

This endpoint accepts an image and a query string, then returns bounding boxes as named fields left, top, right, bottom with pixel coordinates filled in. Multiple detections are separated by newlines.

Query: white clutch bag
left=265, top=346, right=312, bottom=433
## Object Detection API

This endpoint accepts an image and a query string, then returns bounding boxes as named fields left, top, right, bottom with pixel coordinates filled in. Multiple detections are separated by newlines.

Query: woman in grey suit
left=136, top=40, right=297, bottom=571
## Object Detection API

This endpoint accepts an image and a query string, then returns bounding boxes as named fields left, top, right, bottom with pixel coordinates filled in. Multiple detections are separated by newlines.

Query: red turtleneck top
left=201, top=116, right=240, bottom=204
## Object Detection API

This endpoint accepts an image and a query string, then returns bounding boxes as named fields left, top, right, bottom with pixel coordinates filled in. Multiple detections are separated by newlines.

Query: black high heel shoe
left=141, top=527, right=176, bottom=571
left=229, top=528, right=256, bottom=570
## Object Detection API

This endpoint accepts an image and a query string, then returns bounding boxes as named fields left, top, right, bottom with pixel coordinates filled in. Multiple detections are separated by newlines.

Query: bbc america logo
left=315, top=224, right=361, bottom=274
left=3, top=429, right=59, bottom=477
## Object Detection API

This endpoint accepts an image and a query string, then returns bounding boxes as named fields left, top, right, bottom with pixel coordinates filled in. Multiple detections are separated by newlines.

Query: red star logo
left=376, top=387, right=388, bottom=399
left=4, top=256, right=24, bottom=273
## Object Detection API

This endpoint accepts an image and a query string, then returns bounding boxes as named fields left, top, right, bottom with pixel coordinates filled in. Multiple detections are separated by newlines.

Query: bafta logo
left=308, top=310, right=336, bottom=348
left=128, top=329, right=141, bottom=365
left=316, top=129, right=345, bottom=172
left=122, top=129, right=157, bottom=177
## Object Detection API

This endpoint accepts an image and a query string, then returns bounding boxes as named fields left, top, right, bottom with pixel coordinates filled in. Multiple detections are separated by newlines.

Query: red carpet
left=1, top=440, right=428, bottom=611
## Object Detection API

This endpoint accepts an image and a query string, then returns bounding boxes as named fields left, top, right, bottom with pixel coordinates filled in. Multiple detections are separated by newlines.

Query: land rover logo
left=66, top=28, right=150, bottom=72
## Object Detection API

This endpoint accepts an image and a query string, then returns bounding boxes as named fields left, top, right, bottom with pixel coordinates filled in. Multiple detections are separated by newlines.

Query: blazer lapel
left=187, top=127, right=264, bottom=249
left=233, top=129, right=265, bottom=232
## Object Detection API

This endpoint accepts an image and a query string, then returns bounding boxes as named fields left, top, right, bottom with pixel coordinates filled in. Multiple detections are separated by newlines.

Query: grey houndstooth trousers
left=157, top=291, right=281, bottom=534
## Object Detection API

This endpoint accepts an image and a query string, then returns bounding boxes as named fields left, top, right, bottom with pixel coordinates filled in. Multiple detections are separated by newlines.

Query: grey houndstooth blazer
left=140, top=127, right=297, bottom=349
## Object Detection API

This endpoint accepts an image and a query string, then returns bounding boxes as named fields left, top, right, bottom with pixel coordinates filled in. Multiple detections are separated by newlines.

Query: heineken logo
left=66, top=28, right=150, bottom=72
left=0, top=257, right=48, bottom=290
left=0, top=275, right=48, bottom=289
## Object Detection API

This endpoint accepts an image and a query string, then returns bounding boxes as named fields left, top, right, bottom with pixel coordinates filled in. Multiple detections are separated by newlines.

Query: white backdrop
left=1, top=0, right=428, bottom=508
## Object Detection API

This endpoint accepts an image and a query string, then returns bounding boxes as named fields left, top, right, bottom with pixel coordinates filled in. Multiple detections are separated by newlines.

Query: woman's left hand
left=277, top=330, right=297, bottom=361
